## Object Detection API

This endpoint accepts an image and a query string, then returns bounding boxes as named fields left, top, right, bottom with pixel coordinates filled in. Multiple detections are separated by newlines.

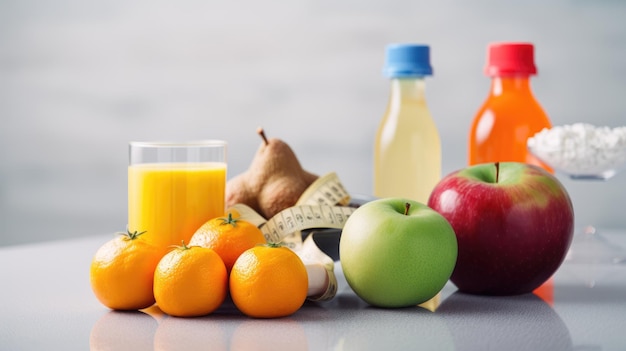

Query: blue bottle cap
left=383, top=44, right=433, bottom=78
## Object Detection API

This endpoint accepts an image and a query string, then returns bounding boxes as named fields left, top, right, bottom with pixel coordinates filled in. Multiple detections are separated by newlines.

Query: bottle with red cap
left=468, top=42, right=552, bottom=171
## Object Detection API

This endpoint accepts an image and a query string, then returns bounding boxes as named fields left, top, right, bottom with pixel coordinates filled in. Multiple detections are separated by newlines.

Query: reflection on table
left=88, top=256, right=626, bottom=351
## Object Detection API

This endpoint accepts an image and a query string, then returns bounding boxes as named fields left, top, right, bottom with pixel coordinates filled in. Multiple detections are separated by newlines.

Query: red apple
left=427, top=162, right=574, bottom=295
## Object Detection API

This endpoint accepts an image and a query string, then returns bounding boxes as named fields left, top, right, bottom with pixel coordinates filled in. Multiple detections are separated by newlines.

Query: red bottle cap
left=484, top=42, right=537, bottom=77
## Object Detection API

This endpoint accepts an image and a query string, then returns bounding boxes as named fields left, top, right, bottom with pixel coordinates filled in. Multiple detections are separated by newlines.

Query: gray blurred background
left=1, top=0, right=625, bottom=246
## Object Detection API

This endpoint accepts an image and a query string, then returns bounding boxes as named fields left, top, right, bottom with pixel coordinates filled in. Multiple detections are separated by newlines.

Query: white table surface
left=2, top=230, right=626, bottom=350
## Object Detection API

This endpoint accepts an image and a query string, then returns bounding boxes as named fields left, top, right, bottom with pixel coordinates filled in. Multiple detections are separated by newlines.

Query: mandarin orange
left=189, top=212, right=266, bottom=271
left=153, top=242, right=227, bottom=317
left=229, top=243, right=308, bottom=318
left=90, top=230, right=163, bottom=310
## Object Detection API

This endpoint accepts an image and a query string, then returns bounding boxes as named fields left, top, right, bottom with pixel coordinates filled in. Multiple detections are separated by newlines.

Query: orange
left=90, top=230, right=163, bottom=310
left=189, top=212, right=266, bottom=272
left=229, top=243, right=308, bottom=318
left=153, top=242, right=227, bottom=317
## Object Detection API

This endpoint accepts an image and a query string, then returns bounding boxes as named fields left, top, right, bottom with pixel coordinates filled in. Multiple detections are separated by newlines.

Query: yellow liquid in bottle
left=374, top=79, right=441, bottom=204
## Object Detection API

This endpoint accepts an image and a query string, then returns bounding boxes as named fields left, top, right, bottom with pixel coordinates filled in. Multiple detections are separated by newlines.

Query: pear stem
left=495, top=162, right=500, bottom=183
left=257, top=127, right=269, bottom=146
left=404, top=202, right=411, bottom=215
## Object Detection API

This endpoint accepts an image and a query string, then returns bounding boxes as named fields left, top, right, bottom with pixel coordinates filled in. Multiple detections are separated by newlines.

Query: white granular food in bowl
left=527, top=123, right=626, bottom=176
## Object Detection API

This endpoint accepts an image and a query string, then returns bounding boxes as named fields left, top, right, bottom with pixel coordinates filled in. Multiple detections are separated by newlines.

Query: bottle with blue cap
left=374, top=44, right=441, bottom=203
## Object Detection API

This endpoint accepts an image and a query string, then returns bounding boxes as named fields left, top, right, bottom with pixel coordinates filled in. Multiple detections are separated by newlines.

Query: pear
left=226, top=127, right=318, bottom=219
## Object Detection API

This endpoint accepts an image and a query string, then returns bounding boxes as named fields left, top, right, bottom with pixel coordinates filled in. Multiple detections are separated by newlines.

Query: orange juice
left=128, top=162, right=226, bottom=250
left=468, top=76, right=552, bottom=169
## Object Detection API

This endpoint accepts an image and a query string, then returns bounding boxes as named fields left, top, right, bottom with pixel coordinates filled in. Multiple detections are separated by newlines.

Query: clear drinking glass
left=128, top=140, right=227, bottom=250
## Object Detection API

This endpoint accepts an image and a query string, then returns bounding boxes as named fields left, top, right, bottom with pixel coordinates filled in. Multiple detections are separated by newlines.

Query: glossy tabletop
left=2, top=231, right=626, bottom=350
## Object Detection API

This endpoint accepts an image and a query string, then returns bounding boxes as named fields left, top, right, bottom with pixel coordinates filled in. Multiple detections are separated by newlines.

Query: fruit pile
left=90, top=214, right=308, bottom=318
left=90, top=128, right=576, bottom=317
left=90, top=128, right=320, bottom=318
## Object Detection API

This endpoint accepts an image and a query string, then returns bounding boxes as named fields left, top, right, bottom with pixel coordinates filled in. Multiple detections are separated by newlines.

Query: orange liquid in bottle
left=469, top=76, right=552, bottom=171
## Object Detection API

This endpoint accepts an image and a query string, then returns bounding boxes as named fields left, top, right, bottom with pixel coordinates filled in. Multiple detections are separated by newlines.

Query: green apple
left=339, top=198, right=457, bottom=308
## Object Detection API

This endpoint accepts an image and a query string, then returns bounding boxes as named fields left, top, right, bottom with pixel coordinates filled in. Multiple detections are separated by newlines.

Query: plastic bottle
left=468, top=42, right=552, bottom=171
left=468, top=42, right=555, bottom=305
left=374, top=44, right=441, bottom=204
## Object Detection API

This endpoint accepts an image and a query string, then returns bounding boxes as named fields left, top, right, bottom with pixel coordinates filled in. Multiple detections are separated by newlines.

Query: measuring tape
left=227, top=172, right=355, bottom=301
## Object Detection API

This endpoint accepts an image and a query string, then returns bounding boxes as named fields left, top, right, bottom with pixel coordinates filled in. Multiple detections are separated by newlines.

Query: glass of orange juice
left=128, top=140, right=227, bottom=250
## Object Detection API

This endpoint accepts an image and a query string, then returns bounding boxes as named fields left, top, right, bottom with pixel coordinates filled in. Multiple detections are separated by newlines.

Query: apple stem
left=495, top=162, right=500, bottom=183
left=404, top=202, right=411, bottom=216
left=257, top=127, right=269, bottom=146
